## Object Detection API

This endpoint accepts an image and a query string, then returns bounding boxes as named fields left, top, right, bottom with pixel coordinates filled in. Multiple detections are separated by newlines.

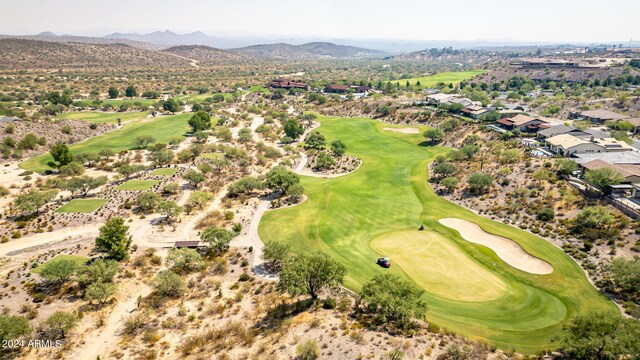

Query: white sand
left=383, top=127, right=420, bottom=134
left=439, top=218, right=553, bottom=275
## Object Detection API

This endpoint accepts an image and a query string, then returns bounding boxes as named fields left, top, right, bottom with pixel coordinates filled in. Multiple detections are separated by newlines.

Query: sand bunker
left=383, top=127, right=420, bottom=134
left=439, top=218, right=553, bottom=275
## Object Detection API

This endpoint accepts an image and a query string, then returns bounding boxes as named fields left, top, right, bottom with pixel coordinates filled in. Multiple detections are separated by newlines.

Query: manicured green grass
left=199, top=153, right=223, bottom=160
left=397, top=70, right=487, bottom=87
left=174, top=92, right=237, bottom=103
left=259, top=116, right=618, bottom=353
left=115, top=180, right=160, bottom=191
left=73, top=98, right=157, bottom=108
left=249, top=85, right=271, bottom=94
left=55, top=199, right=108, bottom=213
left=32, top=254, right=89, bottom=274
left=150, top=168, right=178, bottom=176
left=20, top=113, right=191, bottom=173
left=56, top=111, right=149, bottom=124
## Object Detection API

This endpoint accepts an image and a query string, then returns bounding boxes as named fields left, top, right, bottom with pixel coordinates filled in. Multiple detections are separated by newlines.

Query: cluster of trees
left=262, top=242, right=427, bottom=331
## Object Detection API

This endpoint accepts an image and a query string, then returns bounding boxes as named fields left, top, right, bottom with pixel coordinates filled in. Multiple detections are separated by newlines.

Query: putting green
left=55, top=199, right=108, bottom=213
left=150, top=168, right=178, bottom=176
left=259, top=116, right=618, bottom=353
left=370, top=230, right=508, bottom=302
left=115, top=180, right=159, bottom=191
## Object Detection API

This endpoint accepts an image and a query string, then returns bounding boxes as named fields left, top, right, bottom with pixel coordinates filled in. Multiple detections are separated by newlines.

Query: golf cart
left=377, top=257, right=391, bottom=268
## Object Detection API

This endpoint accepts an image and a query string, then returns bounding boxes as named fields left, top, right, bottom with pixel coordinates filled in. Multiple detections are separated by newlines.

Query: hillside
left=0, top=38, right=190, bottom=69
left=162, top=45, right=249, bottom=65
left=231, top=42, right=386, bottom=59
left=0, top=33, right=163, bottom=50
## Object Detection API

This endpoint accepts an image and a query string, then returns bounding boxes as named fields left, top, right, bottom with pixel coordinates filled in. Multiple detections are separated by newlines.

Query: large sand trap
left=383, top=127, right=420, bottom=134
left=439, top=218, right=553, bottom=275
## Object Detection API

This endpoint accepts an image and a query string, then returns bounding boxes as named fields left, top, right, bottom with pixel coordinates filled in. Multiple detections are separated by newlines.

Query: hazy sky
left=0, top=0, right=638, bottom=42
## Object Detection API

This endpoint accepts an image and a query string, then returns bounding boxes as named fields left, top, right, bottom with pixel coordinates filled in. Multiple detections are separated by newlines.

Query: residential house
left=575, top=109, right=628, bottom=123
left=324, top=84, right=351, bottom=94
left=461, top=106, right=491, bottom=119
left=574, top=151, right=640, bottom=165
left=425, top=93, right=456, bottom=105
left=496, top=114, right=550, bottom=132
left=545, top=134, right=605, bottom=156
left=268, top=79, right=309, bottom=90
left=351, top=85, right=372, bottom=94
left=546, top=134, right=634, bottom=156
left=580, top=159, right=640, bottom=184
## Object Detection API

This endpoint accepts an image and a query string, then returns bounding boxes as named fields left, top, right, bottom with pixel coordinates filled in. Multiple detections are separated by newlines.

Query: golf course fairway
left=259, top=116, right=619, bottom=353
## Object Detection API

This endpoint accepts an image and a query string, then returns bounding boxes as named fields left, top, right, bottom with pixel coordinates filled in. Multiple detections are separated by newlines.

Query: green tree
left=183, top=170, right=206, bottom=188
left=49, top=143, right=74, bottom=167
left=228, top=176, right=263, bottom=196
left=65, top=176, right=107, bottom=197
left=556, top=159, right=577, bottom=176
left=116, top=164, right=146, bottom=179
left=0, top=315, right=31, bottom=342
left=278, top=251, right=345, bottom=300
left=124, top=85, right=137, bottom=98
left=314, top=152, right=336, bottom=170
left=433, top=162, right=458, bottom=178
left=78, top=259, right=119, bottom=286
left=200, top=226, right=233, bottom=255
left=136, top=192, right=161, bottom=212
left=44, top=311, right=79, bottom=339
left=573, top=206, right=616, bottom=240
left=188, top=110, right=211, bottom=132
left=149, top=149, right=174, bottom=166
left=286, top=183, right=304, bottom=200
left=467, top=173, right=493, bottom=194
left=584, top=168, right=625, bottom=195
left=557, top=314, right=640, bottom=360
left=423, top=128, right=444, bottom=144
left=85, top=281, right=117, bottom=305
left=607, top=257, right=640, bottom=301
left=39, top=259, right=77, bottom=285
left=266, top=166, right=300, bottom=194
left=162, top=98, right=182, bottom=113
left=14, top=190, right=56, bottom=215
left=59, top=161, right=85, bottom=177
left=330, top=140, right=347, bottom=156
left=152, top=270, right=186, bottom=298
left=188, top=190, right=212, bottom=209
left=304, top=131, right=326, bottom=149
left=261, top=241, right=291, bottom=272
left=157, top=201, right=182, bottom=228
left=108, top=87, right=119, bottom=99
left=166, top=248, right=204, bottom=274
left=283, top=119, right=304, bottom=140
left=95, top=217, right=132, bottom=261
left=359, top=273, right=428, bottom=328
left=133, top=135, right=155, bottom=149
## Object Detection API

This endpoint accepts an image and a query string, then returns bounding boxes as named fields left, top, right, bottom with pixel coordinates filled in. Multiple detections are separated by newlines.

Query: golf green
left=20, top=113, right=191, bottom=173
left=55, top=199, right=108, bottom=213
left=259, top=116, right=618, bottom=353
left=150, top=168, right=178, bottom=176
left=115, top=180, right=160, bottom=191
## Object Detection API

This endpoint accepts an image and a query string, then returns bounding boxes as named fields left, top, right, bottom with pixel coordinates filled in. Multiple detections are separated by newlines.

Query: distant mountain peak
left=37, top=31, right=57, bottom=37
